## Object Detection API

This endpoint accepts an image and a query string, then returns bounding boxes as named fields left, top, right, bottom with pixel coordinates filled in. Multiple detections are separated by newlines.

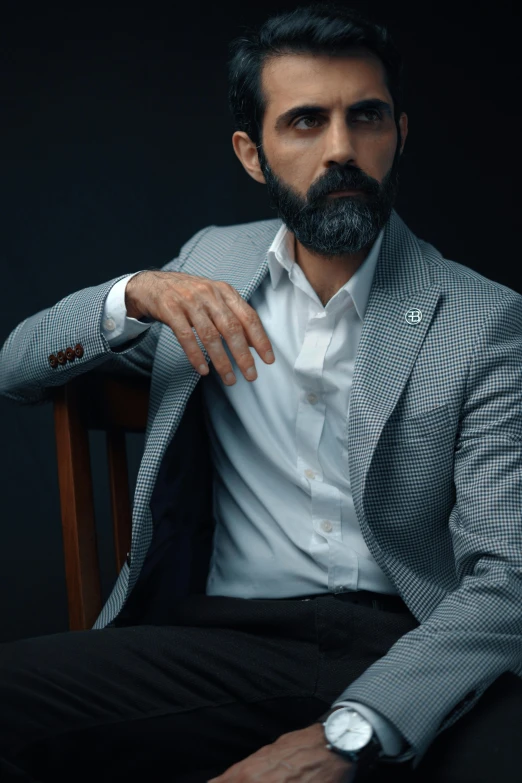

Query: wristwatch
left=323, top=707, right=382, bottom=777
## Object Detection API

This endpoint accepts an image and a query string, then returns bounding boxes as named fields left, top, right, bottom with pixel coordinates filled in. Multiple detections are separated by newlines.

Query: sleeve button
left=65, top=347, right=75, bottom=362
left=74, top=343, right=84, bottom=358
left=56, top=351, right=66, bottom=365
left=49, top=354, right=58, bottom=368
left=103, top=317, right=116, bottom=332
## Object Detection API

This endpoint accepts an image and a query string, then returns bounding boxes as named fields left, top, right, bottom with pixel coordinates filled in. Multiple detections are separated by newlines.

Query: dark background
left=1, top=0, right=520, bottom=642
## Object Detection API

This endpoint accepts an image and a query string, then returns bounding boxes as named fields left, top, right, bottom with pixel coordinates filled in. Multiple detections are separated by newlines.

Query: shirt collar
left=266, top=222, right=385, bottom=321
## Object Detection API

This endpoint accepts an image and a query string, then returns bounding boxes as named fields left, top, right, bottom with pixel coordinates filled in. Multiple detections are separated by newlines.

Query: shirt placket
left=294, top=300, right=343, bottom=588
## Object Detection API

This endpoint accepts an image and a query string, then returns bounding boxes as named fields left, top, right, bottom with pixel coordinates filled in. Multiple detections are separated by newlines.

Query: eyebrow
left=274, top=98, right=392, bottom=131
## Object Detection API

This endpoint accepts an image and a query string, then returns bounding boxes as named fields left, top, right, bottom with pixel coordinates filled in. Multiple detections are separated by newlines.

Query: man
left=0, top=3, right=521, bottom=782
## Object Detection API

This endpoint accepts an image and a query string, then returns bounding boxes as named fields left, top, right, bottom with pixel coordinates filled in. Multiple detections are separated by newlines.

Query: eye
left=293, top=115, right=321, bottom=130
left=353, top=109, right=382, bottom=123
left=293, top=109, right=382, bottom=130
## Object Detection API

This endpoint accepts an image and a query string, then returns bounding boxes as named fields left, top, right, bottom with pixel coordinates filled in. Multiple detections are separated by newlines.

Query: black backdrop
left=1, top=0, right=520, bottom=642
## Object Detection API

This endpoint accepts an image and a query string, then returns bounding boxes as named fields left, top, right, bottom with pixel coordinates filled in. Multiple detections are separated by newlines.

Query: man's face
left=235, top=52, right=408, bottom=257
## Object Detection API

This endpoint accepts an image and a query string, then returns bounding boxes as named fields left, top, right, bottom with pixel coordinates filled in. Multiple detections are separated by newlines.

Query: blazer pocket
left=384, top=402, right=452, bottom=442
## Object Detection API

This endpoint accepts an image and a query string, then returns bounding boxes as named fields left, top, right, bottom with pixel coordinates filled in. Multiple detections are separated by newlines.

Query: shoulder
left=178, top=218, right=282, bottom=259
left=419, top=237, right=522, bottom=313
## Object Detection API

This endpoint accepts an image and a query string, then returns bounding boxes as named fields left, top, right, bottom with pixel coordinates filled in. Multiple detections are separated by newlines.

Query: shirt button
left=103, top=317, right=116, bottom=332
left=321, top=520, right=333, bottom=533
left=304, top=469, right=315, bottom=479
left=307, top=392, right=318, bottom=404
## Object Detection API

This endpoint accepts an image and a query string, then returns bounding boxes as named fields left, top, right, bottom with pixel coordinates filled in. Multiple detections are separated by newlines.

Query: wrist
left=125, top=271, right=149, bottom=320
left=322, top=706, right=382, bottom=775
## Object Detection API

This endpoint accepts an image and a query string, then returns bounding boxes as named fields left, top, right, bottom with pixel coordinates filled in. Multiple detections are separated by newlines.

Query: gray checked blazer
left=1, top=208, right=521, bottom=767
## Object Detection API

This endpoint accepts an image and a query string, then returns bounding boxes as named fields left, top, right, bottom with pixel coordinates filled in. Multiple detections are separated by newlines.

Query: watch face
left=325, top=709, right=373, bottom=752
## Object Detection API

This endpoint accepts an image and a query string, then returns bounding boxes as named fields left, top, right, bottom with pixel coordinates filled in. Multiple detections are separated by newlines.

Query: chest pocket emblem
left=405, top=308, right=422, bottom=324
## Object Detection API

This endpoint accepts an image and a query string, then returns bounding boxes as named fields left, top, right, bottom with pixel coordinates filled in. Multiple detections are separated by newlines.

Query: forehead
left=261, top=51, right=391, bottom=113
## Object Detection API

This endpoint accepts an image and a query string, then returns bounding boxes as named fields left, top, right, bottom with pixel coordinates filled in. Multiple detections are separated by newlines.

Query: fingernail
left=199, top=364, right=209, bottom=374
left=265, top=350, right=274, bottom=361
left=225, top=372, right=236, bottom=384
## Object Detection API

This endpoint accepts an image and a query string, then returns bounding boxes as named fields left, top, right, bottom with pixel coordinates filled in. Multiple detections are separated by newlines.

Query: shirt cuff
left=102, top=272, right=153, bottom=348
left=331, top=700, right=406, bottom=757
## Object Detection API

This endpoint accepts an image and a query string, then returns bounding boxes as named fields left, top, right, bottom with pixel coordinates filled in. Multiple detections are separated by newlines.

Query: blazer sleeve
left=0, top=225, right=216, bottom=405
left=331, top=290, right=522, bottom=769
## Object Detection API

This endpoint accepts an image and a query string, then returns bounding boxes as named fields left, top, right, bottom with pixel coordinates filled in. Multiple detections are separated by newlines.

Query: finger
left=163, top=310, right=228, bottom=380
left=219, top=283, right=275, bottom=364
left=182, top=306, right=248, bottom=386
left=205, top=305, right=258, bottom=384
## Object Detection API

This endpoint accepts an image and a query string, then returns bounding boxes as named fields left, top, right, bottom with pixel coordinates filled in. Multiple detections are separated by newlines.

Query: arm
left=0, top=225, right=215, bottom=405
left=329, top=291, right=522, bottom=768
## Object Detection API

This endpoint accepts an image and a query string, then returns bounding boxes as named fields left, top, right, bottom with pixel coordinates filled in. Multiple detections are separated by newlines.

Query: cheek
left=274, top=152, right=314, bottom=188
left=363, top=139, right=397, bottom=181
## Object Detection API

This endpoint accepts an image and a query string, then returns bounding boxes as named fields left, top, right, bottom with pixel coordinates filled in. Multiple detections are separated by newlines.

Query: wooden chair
left=51, top=374, right=150, bottom=632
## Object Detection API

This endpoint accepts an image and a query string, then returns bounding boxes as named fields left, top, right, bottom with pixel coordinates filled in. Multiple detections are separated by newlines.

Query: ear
left=399, top=112, right=408, bottom=154
left=232, top=131, right=266, bottom=184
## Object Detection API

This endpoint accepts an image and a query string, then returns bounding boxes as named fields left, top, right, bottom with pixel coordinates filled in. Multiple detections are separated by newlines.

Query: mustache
left=315, top=172, right=377, bottom=198
left=295, top=182, right=371, bottom=216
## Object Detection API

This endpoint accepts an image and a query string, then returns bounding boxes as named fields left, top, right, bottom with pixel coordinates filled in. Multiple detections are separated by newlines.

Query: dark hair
left=227, top=2, right=404, bottom=148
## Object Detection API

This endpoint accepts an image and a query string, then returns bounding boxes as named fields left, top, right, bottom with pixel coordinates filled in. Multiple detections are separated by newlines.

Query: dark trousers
left=0, top=591, right=520, bottom=783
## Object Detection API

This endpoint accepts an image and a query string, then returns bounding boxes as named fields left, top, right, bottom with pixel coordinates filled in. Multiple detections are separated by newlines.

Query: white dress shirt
left=101, top=223, right=406, bottom=757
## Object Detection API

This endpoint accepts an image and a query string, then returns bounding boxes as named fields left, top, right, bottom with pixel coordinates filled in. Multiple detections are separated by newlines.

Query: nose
left=323, top=117, right=358, bottom=168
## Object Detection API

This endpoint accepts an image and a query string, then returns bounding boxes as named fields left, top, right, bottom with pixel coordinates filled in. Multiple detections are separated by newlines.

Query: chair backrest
left=52, top=374, right=150, bottom=631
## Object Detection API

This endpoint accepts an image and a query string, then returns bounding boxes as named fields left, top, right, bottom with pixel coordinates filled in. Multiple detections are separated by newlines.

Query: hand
left=207, top=722, right=356, bottom=783
left=125, top=270, right=275, bottom=385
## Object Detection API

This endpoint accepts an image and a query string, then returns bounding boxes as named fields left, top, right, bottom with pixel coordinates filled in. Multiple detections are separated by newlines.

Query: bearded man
left=1, top=3, right=521, bottom=783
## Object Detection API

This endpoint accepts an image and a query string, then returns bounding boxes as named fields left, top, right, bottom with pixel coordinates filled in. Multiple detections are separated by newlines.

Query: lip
left=328, top=189, right=363, bottom=196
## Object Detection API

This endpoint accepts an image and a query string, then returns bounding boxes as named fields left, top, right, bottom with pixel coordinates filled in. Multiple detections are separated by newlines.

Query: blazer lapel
left=347, top=210, right=441, bottom=551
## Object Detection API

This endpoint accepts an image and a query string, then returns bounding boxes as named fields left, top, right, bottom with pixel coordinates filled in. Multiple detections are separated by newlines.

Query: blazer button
left=56, top=351, right=66, bottom=365
left=65, top=347, right=76, bottom=362
left=49, top=354, right=58, bottom=368
left=74, top=343, right=84, bottom=358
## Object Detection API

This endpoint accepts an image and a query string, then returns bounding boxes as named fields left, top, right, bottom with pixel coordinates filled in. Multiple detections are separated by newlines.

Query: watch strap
left=328, top=731, right=382, bottom=768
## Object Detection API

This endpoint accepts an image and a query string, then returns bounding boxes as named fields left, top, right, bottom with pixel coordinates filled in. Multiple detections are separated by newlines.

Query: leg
left=0, top=595, right=327, bottom=782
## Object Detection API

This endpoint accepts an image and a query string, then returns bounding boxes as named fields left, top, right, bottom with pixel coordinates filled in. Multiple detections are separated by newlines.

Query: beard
left=256, top=132, right=402, bottom=258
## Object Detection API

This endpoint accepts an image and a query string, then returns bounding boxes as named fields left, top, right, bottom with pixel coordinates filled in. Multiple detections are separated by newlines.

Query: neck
left=293, top=234, right=372, bottom=307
